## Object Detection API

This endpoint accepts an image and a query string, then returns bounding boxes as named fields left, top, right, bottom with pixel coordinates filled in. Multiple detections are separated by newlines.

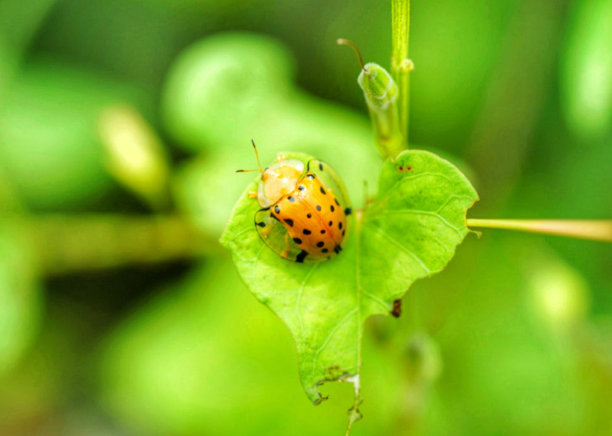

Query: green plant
left=220, top=0, right=612, bottom=433
left=1, top=1, right=610, bottom=434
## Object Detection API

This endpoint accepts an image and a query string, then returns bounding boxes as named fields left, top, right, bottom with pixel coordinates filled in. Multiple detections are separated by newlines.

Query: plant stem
left=391, top=0, right=412, bottom=146
left=22, top=214, right=218, bottom=276
left=356, top=64, right=404, bottom=159
left=466, top=219, right=612, bottom=242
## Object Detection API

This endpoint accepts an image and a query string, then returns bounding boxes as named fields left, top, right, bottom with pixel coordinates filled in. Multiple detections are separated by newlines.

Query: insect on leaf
left=221, top=149, right=478, bottom=430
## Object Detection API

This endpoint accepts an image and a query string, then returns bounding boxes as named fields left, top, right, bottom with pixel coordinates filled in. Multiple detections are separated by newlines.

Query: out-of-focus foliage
left=0, top=61, right=149, bottom=210
left=561, top=0, right=612, bottom=139
left=0, top=224, right=42, bottom=376
left=99, top=104, right=171, bottom=208
left=0, top=0, right=611, bottom=435
left=162, top=33, right=295, bottom=152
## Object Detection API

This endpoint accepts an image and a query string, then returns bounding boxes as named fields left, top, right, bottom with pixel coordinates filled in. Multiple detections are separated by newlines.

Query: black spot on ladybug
left=303, top=229, right=312, bottom=235
left=256, top=221, right=266, bottom=227
left=319, top=163, right=324, bottom=171
left=344, top=208, right=352, bottom=215
left=328, top=221, right=333, bottom=226
left=320, top=186, right=326, bottom=195
left=307, top=213, right=312, bottom=218
left=398, top=165, right=403, bottom=172
left=298, top=185, right=305, bottom=191
left=320, top=229, right=325, bottom=234
left=334, top=198, right=340, bottom=206
left=322, top=248, right=329, bottom=253
left=338, top=222, right=343, bottom=230
left=307, top=174, right=315, bottom=180
left=342, top=230, right=345, bottom=236
left=330, top=205, right=335, bottom=212
left=317, top=241, right=325, bottom=248
left=293, top=237, right=303, bottom=245
left=296, top=250, right=308, bottom=263
left=316, top=205, right=322, bottom=211
left=284, top=218, right=294, bottom=227
left=390, top=299, right=402, bottom=318
left=333, top=245, right=342, bottom=254
left=274, top=205, right=280, bottom=214
left=288, top=196, right=295, bottom=202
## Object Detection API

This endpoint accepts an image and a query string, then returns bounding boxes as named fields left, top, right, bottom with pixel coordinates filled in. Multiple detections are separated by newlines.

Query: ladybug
left=237, top=140, right=352, bottom=263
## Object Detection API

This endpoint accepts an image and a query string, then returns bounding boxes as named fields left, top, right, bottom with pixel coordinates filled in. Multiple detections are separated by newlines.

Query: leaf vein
left=295, top=264, right=320, bottom=335
left=435, top=194, right=476, bottom=213
left=374, top=171, right=454, bottom=206
left=312, top=307, right=358, bottom=371
left=372, top=209, right=464, bottom=238
left=365, top=222, right=432, bottom=275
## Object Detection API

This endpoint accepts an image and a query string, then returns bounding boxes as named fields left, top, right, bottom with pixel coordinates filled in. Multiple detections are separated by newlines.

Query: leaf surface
left=221, top=149, right=477, bottom=416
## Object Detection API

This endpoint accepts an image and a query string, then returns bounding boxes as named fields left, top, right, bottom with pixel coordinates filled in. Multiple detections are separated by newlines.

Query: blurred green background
left=1, top=0, right=611, bottom=434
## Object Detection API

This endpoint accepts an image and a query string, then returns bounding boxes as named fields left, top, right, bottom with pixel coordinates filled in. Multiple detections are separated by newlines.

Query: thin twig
left=467, top=219, right=612, bottom=242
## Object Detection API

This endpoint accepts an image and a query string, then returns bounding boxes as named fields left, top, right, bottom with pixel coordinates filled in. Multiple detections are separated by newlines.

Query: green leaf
left=221, top=149, right=477, bottom=423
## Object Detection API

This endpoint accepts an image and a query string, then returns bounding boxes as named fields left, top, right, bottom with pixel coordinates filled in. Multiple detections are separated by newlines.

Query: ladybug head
left=258, top=158, right=305, bottom=208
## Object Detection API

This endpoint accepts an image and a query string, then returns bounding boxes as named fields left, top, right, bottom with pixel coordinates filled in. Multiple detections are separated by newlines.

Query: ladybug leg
left=260, top=224, right=272, bottom=238
left=258, top=212, right=274, bottom=238
left=281, top=233, right=291, bottom=258
left=248, top=191, right=258, bottom=199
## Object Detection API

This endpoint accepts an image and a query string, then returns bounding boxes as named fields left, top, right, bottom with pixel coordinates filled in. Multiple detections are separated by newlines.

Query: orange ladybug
left=237, top=140, right=351, bottom=263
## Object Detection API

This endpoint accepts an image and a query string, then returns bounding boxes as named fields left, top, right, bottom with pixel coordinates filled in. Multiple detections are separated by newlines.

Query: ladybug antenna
left=236, top=139, right=265, bottom=173
left=251, top=139, right=264, bottom=171
left=337, top=38, right=367, bottom=72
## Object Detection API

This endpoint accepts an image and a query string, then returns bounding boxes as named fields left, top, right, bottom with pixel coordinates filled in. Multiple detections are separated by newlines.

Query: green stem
left=338, top=38, right=405, bottom=159
left=392, top=0, right=412, bottom=146
left=467, top=219, right=612, bottom=242
left=23, top=214, right=218, bottom=276
left=359, top=65, right=404, bottom=159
